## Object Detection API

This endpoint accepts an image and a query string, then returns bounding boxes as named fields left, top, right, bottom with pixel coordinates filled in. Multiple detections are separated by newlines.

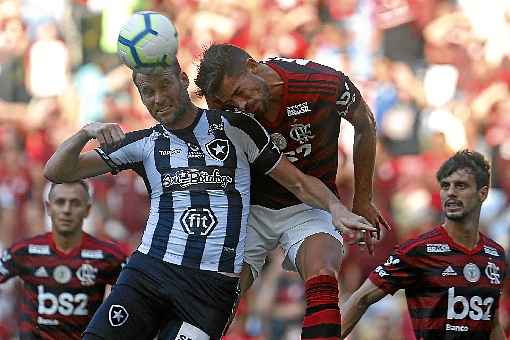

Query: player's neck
left=259, top=63, right=284, bottom=123
left=442, top=219, right=480, bottom=250
left=52, top=230, right=83, bottom=254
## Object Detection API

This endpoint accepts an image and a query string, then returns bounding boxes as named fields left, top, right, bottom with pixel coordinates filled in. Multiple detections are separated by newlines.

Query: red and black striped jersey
left=369, top=226, right=506, bottom=340
left=251, top=57, right=361, bottom=209
left=0, top=232, right=126, bottom=340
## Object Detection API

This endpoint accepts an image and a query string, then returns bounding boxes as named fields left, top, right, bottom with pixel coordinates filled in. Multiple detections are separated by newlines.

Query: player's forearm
left=352, top=106, right=376, bottom=205
left=341, top=291, right=372, bottom=339
left=44, top=129, right=92, bottom=183
left=290, top=174, right=346, bottom=213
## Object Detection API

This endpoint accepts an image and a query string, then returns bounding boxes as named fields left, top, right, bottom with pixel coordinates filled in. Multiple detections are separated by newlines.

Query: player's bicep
left=73, top=150, right=112, bottom=180
left=369, top=251, right=418, bottom=294
left=355, top=279, right=388, bottom=307
left=335, top=75, right=361, bottom=121
left=343, top=95, right=376, bottom=133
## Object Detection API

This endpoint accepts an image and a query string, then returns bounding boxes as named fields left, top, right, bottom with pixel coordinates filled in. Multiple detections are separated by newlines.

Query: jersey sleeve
left=0, top=248, right=19, bottom=283
left=368, top=246, right=419, bottom=295
left=335, top=73, right=361, bottom=121
left=225, top=113, right=282, bottom=175
left=95, top=129, right=150, bottom=175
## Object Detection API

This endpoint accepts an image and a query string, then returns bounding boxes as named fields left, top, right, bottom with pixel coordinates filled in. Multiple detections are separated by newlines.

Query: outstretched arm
left=269, top=156, right=377, bottom=236
left=345, top=97, right=390, bottom=243
left=44, top=122, right=126, bottom=182
left=341, top=279, right=387, bottom=339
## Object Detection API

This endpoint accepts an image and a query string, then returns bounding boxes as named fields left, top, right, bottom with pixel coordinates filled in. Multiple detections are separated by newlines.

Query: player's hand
left=330, top=202, right=377, bottom=246
left=82, top=122, right=126, bottom=147
left=352, top=200, right=391, bottom=241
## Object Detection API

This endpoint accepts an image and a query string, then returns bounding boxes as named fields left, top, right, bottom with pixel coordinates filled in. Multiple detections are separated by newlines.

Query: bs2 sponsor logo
left=447, top=287, right=494, bottom=321
left=37, top=285, right=88, bottom=316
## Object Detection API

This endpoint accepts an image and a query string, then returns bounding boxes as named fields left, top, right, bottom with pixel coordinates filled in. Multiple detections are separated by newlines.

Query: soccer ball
left=117, top=11, right=178, bottom=72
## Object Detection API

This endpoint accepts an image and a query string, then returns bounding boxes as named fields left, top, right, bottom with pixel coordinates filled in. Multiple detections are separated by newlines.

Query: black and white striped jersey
left=96, top=109, right=281, bottom=274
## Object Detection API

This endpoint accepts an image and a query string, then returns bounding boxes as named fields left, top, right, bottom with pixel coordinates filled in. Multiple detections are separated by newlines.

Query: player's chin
left=445, top=211, right=465, bottom=221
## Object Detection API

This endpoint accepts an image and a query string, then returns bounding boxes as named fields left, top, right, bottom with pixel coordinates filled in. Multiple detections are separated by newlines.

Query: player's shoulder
left=102, top=126, right=156, bottom=154
left=121, top=126, right=156, bottom=145
left=9, top=232, right=51, bottom=255
left=397, top=226, right=447, bottom=255
left=265, top=57, right=340, bottom=76
left=208, top=109, right=264, bottom=131
left=82, top=233, right=127, bottom=260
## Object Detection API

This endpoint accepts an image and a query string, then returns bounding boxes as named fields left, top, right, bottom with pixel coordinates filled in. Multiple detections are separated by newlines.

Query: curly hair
left=436, top=150, right=491, bottom=189
left=195, top=44, right=252, bottom=97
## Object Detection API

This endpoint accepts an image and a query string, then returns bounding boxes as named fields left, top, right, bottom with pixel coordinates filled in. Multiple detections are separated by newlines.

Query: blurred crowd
left=0, top=0, right=509, bottom=339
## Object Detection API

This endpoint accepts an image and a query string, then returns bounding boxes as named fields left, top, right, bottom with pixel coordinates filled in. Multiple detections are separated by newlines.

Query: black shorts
left=84, top=251, right=240, bottom=340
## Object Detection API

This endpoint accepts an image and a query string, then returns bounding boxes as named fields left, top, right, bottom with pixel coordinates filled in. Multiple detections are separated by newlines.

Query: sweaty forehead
left=136, top=71, right=174, bottom=86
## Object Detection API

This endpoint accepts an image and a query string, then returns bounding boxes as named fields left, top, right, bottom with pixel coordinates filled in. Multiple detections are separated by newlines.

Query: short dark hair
left=132, top=62, right=182, bottom=85
left=436, top=150, right=491, bottom=189
left=195, top=44, right=252, bottom=97
left=48, top=181, right=91, bottom=202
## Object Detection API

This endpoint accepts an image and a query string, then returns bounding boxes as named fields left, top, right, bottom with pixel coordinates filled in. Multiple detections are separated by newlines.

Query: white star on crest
left=112, top=310, right=124, bottom=321
left=212, top=144, right=225, bottom=155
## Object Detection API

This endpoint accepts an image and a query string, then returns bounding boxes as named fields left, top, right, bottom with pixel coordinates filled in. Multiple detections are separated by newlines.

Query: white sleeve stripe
left=264, top=153, right=283, bottom=175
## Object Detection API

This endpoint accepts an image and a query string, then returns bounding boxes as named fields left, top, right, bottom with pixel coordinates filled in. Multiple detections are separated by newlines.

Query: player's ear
left=44, top=200, right=51, bottom=217
left=246, top=58, right=258, bottom=73
left=479, top=185, right=489, bottom=202
left=179, top=71, right=189, bottom=88
left=84, top=202, right=92, bottom=218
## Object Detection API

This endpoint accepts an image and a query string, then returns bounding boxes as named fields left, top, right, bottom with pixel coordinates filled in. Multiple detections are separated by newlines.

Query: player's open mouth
left=445, top=201, right=462, bottom=210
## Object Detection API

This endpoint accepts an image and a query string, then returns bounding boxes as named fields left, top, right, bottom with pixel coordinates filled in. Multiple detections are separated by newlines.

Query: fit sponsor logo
left=483, top=246, right=499, bottom=257
left=286, top=102, right=311, bottom=116
left=447, top=287, right=494, bottom=321
left=180, top=207, right=218, bottom=236
left=162, top=168, right=233, bottom=190
left=426, top=243, right=450, bottom=253
left=28, top=244, right=51, bottom=255
left=81, top=249, right=104, bottom=259
left=37, top=285, right=88, bottom=316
